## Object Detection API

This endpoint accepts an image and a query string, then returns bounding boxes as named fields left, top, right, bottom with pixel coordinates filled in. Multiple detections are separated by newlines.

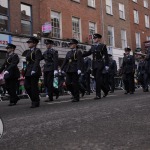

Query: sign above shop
left=42, top=22, right=52, bottom=33
left=0, top=34, right=11, bottom=47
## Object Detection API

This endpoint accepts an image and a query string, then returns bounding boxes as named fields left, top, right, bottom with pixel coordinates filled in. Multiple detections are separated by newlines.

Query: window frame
left=21, top=3, right=32, bottom=35
left=106, top=0, right=113, bottom=15
left=51, top=10, right=62, bottom=39
left=133, top=10, right=139, bottom=24
left=72, top=17, right=81, bottom=42
left=119, top=3, right=125, bottom=20
left=0, top=0, right=10, bottom=32
left=144, top=0, right=148, bottom=8
left=107, top=26, right=115, bottom=47
left=88, top=0, right=96, bottom=8
left=135, top=33, right=141, bottom=48
left=145, top=14, right=150, bottom=28
left=121, top=30, right=127, bottom=49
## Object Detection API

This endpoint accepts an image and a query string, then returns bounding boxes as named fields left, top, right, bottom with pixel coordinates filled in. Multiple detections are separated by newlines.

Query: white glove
left=4, top=71, right=9, bottom=75
left=54, top=70, right=58, bottom=76
left=77, top=70, right=81, bottom=75
left=31, top=71, right=35, bottom=75
left=105, top=66, right=109, bottom=71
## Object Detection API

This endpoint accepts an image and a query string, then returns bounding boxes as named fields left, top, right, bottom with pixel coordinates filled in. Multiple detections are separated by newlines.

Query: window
left=144, top=0, right=148, bottom=8
left=135, top=33, right=141, bottom=48
left=145, top=15, right=150, bottom=28
left=51, top=11, right=61, bottom=38
left=107, top=26, right=114, bottom=46
left=0, top=0, right=9, bottom=31
left=133, top=10, right=139, bottom=24
left=89, top=22, right=96, bottom=35
left=21, top=4, right=32, bottom=35
left=121, top=30, right=127, bottom=49
left=147, top=36, right=150, bottom=40
left=133, top=0, right=137, bottom=3
left=106, top=0, right=113, bottom=15
left=88, top=0, right=95, bottom=8
left=119, top=3, right=125, bottom=19
left=72, top=17, right=81, bottom=41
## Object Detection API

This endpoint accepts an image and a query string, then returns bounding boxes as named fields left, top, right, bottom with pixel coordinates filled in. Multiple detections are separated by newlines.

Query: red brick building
left=40, top=0, right=101, bottom=43
left=100, top=0, right=131, bottom=67
left=129, top=0, right=150, bottom=52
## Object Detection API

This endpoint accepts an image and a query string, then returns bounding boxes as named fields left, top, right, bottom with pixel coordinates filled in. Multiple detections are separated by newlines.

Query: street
left=0, top=90, right=150, bottom=150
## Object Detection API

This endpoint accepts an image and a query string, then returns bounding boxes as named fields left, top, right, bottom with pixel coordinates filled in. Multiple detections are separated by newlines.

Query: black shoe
left=72, top=98, right=79, bottom=102
left=130, top=92, right=134, bottom=94
left=124, top=91, right=129, bottom=94
left=44, top=99, right=53, bottom=102
left=94, top=96, right=101, bottom=100
left=30, top=103, right=40, bottom=108
left=103, top=92, right=108, bottom=98
left=81, top=91, right=85, bottom=97
left=8, top=103, right=16, bottom=106
left=56, top=93, right=59, bottom=99
left=86, top=92, right=90, bottom=95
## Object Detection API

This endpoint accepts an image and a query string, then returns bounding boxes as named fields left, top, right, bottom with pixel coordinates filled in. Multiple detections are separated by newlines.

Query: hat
left=69, top=39, right=78, bottom=45
left=44, top=39, right=54, bottom=45
left=26, top=37, right=39, bottom=44
left=6, top=43, right=16, bottom=49
left=124, top=47, right=131, bottom=51
left=93, top=33, right=102, bottom=39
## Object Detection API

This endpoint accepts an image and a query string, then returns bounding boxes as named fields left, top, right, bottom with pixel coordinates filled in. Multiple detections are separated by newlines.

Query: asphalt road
left=0, top=89, right=150, bottom=150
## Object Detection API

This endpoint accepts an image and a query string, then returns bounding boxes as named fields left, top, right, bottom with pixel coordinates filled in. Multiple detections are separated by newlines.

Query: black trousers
left=93, top=69, right=108, bottom=97
left=44, top=71, right=59, bottom=101
left=109, top=74, right=115, bottom=92
left=123, top=73, right=134, bottom=92
left=144, top=73, right=150, bottom=90
left=24, top=76, right=40, bottom=104
left=85, top=72, right=91, bottom=93
left=5, top=78, right=19, bottom=103
left=66, top=72, right=79, bottom=100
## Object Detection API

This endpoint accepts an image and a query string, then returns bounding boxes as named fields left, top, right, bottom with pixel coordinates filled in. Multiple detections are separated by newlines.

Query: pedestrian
left=24, top=37, right=42, bottom=108
left=0, top=43, right=20, bottom=106
left=122, top=47, right=135, bottom=94
left=61, top=39, right=83, bottom=102
left=108, top=54, right=117, bottom=93
left=83, top=33, right=109, bottom=99
left=42, top=39, right=59, bottom=102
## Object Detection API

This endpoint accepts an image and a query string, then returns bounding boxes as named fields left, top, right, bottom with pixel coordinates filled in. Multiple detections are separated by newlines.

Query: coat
left=0, top=53, right=20, bottom=79
left=24, top=48, right=42, bottom=77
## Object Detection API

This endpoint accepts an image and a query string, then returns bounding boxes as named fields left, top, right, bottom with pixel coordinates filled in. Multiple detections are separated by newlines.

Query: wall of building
left=40, top=0, right=101, bottom=43
left=129, top=0, right=150, bottom=51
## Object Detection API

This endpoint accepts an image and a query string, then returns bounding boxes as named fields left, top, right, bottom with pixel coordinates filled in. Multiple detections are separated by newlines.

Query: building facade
left=129, top=0, right=150, bottom=52
left=0, top=0, right=150, bottom=70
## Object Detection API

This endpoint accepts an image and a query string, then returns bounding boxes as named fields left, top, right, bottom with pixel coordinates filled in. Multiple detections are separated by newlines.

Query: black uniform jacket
left=109, top=59, right=117, bottom=75
left=122, top=55, right=135, bottom=74
left=84, top=57, right=92, bottom=73
left=83, top=43, right=109, bottom=70
left=0, top=53, right=20, bottom=79
left=61, top=49, right=83, bottom=73
left=24, top=48, right=42, bottom=77
left=42, top=48, right=58, bottom=72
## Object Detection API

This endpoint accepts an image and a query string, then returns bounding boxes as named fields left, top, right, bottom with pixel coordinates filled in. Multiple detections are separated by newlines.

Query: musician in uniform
left=122, top=47, right=135, bottom=94
left=61, top=39, right=82, bottom=102
left=0, top=43, right=20, bottom=106
left=108, top=54, right=117, bottom=93
left=83, top=34, right=109, bottom=99
left=42, top=39, right=59, bottom=102
left=24, top=37, right=42, bottom=108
